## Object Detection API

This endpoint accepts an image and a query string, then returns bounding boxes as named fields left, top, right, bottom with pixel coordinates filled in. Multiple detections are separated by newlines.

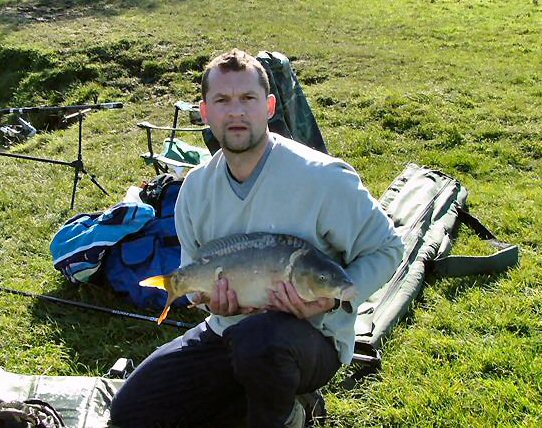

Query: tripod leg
left=153, top=161, right=161, bottom=175
left=88, top=173, right=109, bottom=196
left=70, top=168, right=81, bottom=210
left=79, top=167, right=109, bottom=196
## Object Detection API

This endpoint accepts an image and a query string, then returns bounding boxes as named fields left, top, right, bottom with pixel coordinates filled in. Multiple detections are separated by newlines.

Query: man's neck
left=223, top=134, right=272, bottom=182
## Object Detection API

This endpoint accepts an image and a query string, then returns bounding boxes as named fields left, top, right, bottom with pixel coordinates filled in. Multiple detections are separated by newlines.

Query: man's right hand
left=191, top=277, right=256, bottom=316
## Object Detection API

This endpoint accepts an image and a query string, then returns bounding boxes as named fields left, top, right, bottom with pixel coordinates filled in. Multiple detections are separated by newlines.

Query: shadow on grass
left=427, top=271, right=504, bottom=302
left=0, top=0, right=163, bottom=31
left=339, top=271, right=510, bottom=389
left=27, top=278, right=203, bottom=375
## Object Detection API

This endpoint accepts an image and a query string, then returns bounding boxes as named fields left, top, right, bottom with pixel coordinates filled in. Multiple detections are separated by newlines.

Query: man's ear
left=267, top=94, right=276, bottom=119
left=199, top=100, right=208, bottom=124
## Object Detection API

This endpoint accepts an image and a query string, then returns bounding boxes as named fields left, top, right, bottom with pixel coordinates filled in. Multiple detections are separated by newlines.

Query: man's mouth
left=226, top=124, right=249, bottom=132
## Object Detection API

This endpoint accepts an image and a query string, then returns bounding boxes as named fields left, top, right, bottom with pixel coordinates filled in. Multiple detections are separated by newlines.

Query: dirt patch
left=0, top=3, right=90, bottom=23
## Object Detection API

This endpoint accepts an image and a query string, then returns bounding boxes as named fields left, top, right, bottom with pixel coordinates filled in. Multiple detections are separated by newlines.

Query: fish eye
left=318, top=274, right=327, bottom=282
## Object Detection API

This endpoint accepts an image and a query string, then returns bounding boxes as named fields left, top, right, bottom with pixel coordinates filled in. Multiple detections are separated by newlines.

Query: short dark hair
left=201, top=49, right=270, bottom=101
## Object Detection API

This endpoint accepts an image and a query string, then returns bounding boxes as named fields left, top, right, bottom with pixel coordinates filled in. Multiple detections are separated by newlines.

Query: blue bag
left=102, top=176, right=189, bottom=309
left=50, top=203, right=155, bottom=284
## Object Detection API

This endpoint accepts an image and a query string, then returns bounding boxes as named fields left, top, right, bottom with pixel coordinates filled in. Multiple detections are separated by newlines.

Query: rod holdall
left=352, top=163, right=519, bottom=373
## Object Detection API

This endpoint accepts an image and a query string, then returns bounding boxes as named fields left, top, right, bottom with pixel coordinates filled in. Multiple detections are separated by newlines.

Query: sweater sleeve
left=174, top=173, right=199, bottom=268
left=317, top=164, right=404, bottom=307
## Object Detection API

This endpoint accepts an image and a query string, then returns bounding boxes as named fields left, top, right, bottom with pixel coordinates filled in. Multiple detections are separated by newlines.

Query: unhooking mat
left=0, top=367, right=123, bottom=427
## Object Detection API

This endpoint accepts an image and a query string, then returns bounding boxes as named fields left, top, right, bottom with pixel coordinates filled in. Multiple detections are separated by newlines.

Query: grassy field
left=1, top=0, right=541, bottom=426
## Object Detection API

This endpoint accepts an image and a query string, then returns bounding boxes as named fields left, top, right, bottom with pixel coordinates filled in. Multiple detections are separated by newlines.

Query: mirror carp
left=140, top=232, right=357, bottom=324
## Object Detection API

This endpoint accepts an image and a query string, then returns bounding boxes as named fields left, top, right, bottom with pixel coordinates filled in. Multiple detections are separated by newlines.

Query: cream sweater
left=174, top=133, right=404, bottom=364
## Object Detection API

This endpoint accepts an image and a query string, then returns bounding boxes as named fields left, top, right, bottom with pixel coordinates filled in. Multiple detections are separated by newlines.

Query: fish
left=140, top=232, right=357, bottom=324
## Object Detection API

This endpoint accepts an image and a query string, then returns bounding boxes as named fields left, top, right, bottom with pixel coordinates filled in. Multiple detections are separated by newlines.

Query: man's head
left=201, top=49, right=270, bottom=102
left=199, top=49, right=276, bottom=156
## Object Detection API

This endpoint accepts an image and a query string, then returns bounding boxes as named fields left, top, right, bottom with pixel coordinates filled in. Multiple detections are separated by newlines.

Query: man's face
left=200, top=67, right=275, bottom=154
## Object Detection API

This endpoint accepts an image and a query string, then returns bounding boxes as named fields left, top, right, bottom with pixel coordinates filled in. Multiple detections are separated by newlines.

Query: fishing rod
left=0, top=102, right=123, bottom=115
left=0, top=285, right=196, bottom=329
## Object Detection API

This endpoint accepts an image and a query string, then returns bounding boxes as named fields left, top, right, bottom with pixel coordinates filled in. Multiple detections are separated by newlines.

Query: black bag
left=138, top=173, right=179, bottom=211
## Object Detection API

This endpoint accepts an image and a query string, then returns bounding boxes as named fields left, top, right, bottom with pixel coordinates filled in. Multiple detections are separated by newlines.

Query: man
left=110, top=49, right=404, bottom=428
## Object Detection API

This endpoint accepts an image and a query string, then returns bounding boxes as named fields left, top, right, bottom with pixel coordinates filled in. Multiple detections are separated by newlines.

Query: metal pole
left=0, top=151, right=74, bottom=166
left=0, top=108, right=109, bottom=209
left=0, top=285, right=196, bottom=329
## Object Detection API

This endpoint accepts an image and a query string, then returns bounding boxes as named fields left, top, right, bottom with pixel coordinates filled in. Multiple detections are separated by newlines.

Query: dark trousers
left=110, top=312, right=341, bottom=428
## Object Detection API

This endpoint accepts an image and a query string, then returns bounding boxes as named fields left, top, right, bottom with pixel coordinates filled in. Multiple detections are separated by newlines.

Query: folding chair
left=138, top=101, right=211, bottom=176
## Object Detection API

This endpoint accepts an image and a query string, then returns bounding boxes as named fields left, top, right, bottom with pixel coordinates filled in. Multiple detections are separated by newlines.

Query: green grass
left=1, top=0, right=541, bottom=426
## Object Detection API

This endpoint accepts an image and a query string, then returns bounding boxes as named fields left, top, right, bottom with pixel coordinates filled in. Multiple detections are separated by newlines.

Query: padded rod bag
left=353, top=163, right=519, bottom=366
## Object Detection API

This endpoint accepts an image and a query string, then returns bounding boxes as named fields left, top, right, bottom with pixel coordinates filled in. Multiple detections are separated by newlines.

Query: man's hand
left=191, top=277, right=257, bottom=316
left=267, top=281, right=335, bottom=319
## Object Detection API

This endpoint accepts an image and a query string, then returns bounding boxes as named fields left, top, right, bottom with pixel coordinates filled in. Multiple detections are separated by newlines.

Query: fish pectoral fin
left=215, top=266, right=223, bottom=281
left=140, top=275, right=168, bottom=290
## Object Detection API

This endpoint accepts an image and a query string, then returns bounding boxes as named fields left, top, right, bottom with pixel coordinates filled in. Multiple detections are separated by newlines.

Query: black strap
left=430, top=208, right=519, bottom=277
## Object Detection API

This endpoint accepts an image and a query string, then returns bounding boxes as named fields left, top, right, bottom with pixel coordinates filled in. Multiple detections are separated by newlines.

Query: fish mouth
left=340, top=301, right=353, bottom=314
left=328, top=285, right=357, bottom=314
left=339, top=285, right=357, bottom=302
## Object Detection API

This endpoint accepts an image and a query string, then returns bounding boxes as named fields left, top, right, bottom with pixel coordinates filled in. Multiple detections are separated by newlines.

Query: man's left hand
left=266, top=281, right=335, bottom=319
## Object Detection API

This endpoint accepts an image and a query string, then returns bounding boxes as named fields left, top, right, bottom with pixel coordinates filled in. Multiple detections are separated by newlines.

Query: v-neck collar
left=225, top=137, right=275, bottom=200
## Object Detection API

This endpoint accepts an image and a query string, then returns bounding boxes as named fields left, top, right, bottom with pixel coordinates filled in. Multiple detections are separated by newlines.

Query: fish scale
left=196, top=232, right=308, bottom=259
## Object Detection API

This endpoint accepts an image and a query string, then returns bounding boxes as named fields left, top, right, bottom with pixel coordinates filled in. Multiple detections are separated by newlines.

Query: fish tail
left=139, top=274, right=171, bottom=290
left=156, top=291, right=180, bottom=324
left=140, top=275, right=178, bottom=324
left=157, top=305, right=171, bottom=325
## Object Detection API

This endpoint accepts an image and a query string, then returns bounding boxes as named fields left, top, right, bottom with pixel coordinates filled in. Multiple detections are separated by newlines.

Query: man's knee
left=109, top=387, right=134, bottom=427
left=224, top=313, right=304, bottom=383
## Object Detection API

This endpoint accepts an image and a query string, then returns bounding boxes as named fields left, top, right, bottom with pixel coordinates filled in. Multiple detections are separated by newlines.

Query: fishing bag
left=102, top=174, right=189, bottom=309
left=352, top=163, right=519, bottom=370
left=49, top=174, right=188, bottom=309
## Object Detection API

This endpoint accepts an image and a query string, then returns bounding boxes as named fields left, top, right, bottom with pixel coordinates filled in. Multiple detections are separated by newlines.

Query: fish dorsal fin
left=195, top=232, right=308, bottom=259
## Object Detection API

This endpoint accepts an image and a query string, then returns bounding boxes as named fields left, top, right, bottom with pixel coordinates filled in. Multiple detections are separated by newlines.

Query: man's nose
left=227, top=99, right=246, bottom=117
